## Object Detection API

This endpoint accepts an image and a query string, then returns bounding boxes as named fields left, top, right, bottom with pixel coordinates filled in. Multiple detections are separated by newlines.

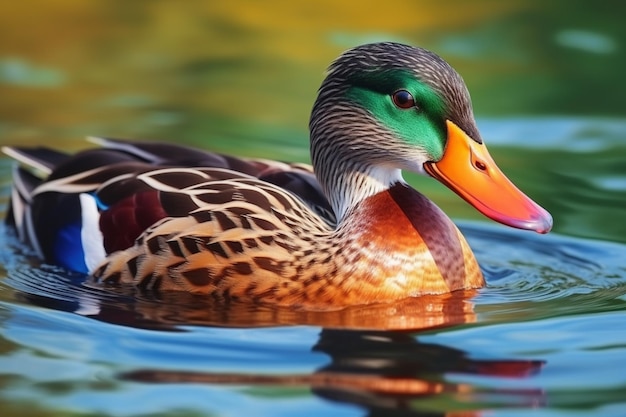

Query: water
left=1, top=223, right=625, bottom=416
left=1, top=1, right=626, bottom=416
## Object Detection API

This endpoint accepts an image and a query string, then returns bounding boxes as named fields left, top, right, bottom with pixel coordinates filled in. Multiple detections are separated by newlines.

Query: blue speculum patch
left=53, top=222, right=88, bottom=274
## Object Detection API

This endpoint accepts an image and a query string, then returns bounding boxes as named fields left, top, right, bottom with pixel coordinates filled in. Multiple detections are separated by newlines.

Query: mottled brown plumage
left=92, top=181, right=482, bottom=307
left=3, top=42, right=552, bottom=308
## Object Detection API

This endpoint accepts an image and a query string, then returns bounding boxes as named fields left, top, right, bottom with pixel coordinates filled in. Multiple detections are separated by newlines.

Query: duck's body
left=3, top=42, right=551, bottom=308
left=100, top=180, right=481, bottom=305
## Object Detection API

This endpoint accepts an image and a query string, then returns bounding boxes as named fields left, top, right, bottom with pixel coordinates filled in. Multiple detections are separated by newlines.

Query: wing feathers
left=4, top=138, right=335, bottom=275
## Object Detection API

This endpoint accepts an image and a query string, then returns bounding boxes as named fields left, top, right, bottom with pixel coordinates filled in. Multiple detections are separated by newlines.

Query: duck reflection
left=12, top=266, right=479, bottom=330
left=310, top=329, right=544, bottom=416
left=92, top=287, right=480, bottom=330
left=12, top=270, right=545, bottom=416
left=120, top=326, right=544, bottom=416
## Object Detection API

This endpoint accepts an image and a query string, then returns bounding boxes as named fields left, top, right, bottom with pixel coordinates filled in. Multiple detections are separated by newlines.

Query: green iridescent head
left=310, top=42, right=481, bottom=175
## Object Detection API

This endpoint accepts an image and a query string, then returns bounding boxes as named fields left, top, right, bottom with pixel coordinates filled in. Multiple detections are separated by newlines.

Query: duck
left=2, top=42, right=552, bottom=308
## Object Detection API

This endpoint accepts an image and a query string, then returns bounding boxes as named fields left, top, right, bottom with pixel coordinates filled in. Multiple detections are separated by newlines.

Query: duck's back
left=4, top=139, right=334, bottom=277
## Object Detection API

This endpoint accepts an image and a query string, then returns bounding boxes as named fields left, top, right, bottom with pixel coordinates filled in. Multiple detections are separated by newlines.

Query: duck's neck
left=320, top=163, right=404, bottom=223
left=310, top=101, right=407, bottom=223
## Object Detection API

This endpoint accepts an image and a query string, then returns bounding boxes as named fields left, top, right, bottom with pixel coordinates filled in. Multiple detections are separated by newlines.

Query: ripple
left=458, top=223, right=626, bottom=324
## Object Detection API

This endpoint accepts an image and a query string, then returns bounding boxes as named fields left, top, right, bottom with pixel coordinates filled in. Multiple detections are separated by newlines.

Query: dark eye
left=391, top=90, right=415, bottom=109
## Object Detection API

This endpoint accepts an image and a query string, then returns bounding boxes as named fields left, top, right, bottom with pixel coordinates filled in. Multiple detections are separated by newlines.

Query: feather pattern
left=0, top=42, right=511, bottom=308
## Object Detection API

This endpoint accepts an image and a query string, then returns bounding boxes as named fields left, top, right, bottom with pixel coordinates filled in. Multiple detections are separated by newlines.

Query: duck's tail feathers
left=2, top=146, right=70, bottom=254
left=6, top=166, right=44, bottom=255
left=1, top=146, right=70, bottom=176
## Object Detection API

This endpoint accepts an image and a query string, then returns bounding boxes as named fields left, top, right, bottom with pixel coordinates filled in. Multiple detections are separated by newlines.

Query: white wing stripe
left=79, top=193, right=107, bottom=272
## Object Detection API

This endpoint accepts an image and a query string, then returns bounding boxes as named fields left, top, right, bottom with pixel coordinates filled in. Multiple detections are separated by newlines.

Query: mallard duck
left=3, top=42, right=552, bottom=308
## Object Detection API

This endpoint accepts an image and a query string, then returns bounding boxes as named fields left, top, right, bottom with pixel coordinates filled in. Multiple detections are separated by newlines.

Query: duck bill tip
left=480, top=199, right=553, bottom=234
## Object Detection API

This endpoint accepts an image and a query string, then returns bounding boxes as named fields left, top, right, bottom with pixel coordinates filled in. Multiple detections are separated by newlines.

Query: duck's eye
left=392, top=90, right=415, bottom=109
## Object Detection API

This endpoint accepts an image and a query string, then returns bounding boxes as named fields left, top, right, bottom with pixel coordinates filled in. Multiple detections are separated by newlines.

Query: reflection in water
left=7, top=259, right=546, bottom=416
left=121, top=329, right=544, bottom=417
left=310, top=330, right=544, bottom=416
left=89, top=291, right=477, bottom=331
left=12, top=263, right=478, bottom=331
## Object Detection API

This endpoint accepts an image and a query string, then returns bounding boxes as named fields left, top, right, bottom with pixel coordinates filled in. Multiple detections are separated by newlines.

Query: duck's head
left=310, top=42, right=552, bottom=234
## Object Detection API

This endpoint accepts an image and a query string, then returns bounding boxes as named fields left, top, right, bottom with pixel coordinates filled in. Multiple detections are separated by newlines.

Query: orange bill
left=423, top=120, right=553, bottom=234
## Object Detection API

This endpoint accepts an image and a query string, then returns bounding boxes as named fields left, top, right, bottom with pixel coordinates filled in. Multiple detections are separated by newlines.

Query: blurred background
left=1, top=0, right=625, bottom=239
left=1, top=3, right=626, bottom=417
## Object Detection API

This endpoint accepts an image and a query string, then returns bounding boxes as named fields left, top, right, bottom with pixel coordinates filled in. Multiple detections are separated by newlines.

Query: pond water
left=1, top=1, right=626, bottom=416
